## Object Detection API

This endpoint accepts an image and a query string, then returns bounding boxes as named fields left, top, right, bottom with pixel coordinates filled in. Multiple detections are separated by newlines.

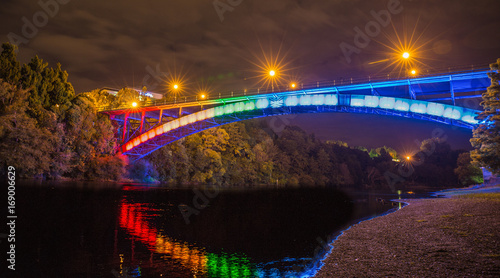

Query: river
left=7, top=180, right=426, bottom=277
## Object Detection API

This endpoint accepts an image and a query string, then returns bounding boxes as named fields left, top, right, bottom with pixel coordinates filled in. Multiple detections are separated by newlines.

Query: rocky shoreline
left=314, top=187, right=500, bottom=277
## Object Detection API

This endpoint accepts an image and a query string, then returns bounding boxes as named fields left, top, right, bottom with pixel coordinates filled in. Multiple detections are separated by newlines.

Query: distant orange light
left=291, top=83, right=296, bottom=88
left=402, top=52, right=410, bottom=59
left=269, top=70, right=276, bottom=77
left=132, top=102, right=138, bottom=107
left=406, top=156, right=411, bottom=161
left=410, top=69, right=417, bottom=75
left=173, top=84, right=179, bottom=89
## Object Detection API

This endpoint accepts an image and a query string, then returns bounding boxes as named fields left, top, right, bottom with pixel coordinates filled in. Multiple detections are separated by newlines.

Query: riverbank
left=314, top=185, right=500, bottom=277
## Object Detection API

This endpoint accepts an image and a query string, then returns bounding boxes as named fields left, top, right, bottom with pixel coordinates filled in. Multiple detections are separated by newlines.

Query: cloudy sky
left=2, top=0, right=499, bottom=150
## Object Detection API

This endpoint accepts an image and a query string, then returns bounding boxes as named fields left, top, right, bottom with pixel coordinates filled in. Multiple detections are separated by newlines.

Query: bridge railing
left=97, top=64, right=490, bottom=112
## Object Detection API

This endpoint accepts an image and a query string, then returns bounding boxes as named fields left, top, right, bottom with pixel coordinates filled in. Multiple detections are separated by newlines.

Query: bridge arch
left=120, top=93, right=480, bottom=161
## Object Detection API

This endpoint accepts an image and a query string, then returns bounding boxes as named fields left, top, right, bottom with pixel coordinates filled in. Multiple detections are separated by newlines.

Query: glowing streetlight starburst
left=162, top=61, right=191, bottom=100
left=194, top=78, right=214, bottom=101
left=373, top=17, right=437, bottom=77
left=246, top=39, right=295, bottom=91
left=166, top=74, right=188, bottom=99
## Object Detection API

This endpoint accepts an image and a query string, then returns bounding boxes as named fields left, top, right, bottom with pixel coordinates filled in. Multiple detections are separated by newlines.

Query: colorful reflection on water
left=117, top=195, right=321, bottom=277
left=115, top=186, right=407, bottom=277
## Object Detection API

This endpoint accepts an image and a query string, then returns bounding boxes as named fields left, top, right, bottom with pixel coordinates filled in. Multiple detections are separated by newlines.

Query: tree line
left=0, top=43, right=125, bottom=180
left=136, top=121, right=482, bottom=189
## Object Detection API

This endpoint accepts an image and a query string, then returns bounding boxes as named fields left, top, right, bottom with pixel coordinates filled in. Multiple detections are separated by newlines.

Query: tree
left=471, top=59, right=500, bottom=174
left=454, top=152, right=483, bottom=186
left=0, top=43, right=21, bottom=85
left=113, top=88, right=140, bottom=108
left=65, top=94, right=123, bottom=179
left=20, top=56, right=75, bottom=121
left=0, top=81, right=54, bottom=177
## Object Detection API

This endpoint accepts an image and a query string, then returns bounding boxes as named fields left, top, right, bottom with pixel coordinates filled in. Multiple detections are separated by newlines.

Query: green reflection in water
left=206, top=252, right=259, bottom=278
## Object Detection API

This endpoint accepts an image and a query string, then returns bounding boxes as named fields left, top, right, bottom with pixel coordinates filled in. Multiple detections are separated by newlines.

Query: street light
left=402, top=52, right=410, bottom=59
left=173, top=84, right=179, bottom=90
left=132, top=102, right=138, bottom=107
left=406, top=156, right=411, bottom=161
left=410, top=69, right=417, bottom=76
left=290, top=83, right=296, bottom=89
left=269, top=70, right=277, bottom=92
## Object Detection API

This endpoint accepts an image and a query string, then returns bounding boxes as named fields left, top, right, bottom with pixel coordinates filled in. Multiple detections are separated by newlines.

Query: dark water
left=2, top=181, right=424, bottom=278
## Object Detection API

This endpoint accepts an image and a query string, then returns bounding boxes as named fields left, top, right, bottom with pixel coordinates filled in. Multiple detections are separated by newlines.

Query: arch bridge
left=100, top=68, right=491, bottom=160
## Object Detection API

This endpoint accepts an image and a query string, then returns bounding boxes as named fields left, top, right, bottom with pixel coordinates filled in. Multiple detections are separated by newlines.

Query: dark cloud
left=2, top=0, right=499, bottom=92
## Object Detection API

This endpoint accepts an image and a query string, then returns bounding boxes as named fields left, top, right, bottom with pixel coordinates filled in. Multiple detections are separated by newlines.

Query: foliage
left=145, top=122, right=404, bottom=188
left=144, top=123, right=475, bottom=189
left=471, top=58, right=500, bottom=174
left=0, top=42, right=125, bottom=180
left=454, top=152, right=483, bottom=186
left=407, top=138, right=462, bottom=187
left=0, top=81, right=54, bottom=177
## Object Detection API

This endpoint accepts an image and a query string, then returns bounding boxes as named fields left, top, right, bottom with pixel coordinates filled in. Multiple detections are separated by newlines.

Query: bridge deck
left=98, top=69, right=491, bottom=160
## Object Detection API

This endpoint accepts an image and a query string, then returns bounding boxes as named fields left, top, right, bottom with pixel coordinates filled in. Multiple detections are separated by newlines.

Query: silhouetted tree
left=471, top=58, right=500, bottom=174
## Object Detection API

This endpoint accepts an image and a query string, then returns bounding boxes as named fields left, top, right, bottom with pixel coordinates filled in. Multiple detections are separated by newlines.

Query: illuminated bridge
left=100, top=68, right=491, bottom=160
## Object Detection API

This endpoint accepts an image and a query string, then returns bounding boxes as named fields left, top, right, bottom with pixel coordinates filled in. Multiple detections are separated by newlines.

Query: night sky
left=2, top=0, right=499, bottom=151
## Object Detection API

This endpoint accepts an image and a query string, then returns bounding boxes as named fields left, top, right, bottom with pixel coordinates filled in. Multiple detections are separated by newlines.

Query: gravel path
left=314, top=194, right=500, bottom=277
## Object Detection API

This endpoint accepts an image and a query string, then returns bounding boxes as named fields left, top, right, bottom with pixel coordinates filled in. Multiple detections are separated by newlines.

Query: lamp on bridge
left=290, top=83, right=296, bottom=89
left=269, top=70, right=277, bottom=92
left=132, top=102, right=138, bottom=108
left=173, top=84, right=179, bottom=90
left=402, top=52, right=410, bottom=59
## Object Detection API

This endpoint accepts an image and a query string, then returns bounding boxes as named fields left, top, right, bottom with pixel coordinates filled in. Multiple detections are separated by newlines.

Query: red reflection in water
left=118, top=199, right=208, bottom=274
left=119, top=201, right=158, bottom=250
